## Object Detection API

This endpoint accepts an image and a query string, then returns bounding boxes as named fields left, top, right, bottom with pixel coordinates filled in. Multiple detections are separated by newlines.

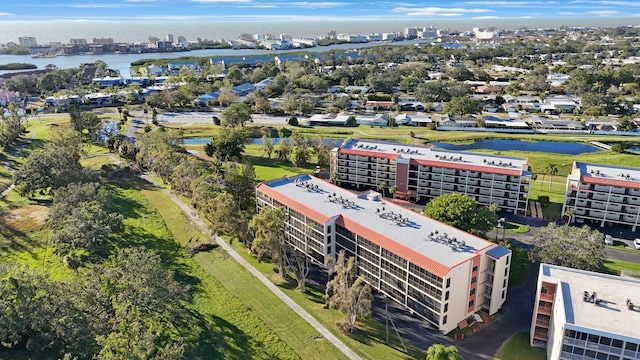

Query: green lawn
left=133, top=178, right=347, bottom=360
left=226, top=241, right=425, bottom=360
left=509, top=246, right=529, bottom=287
left=602, top=258, right=640, bottom=277
left=0, top=175, right=345, bottom=359
left=494, top=332, right=546, bottom=360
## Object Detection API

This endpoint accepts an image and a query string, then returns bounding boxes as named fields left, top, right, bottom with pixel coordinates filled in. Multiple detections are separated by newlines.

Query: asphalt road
left=153, top=111, right=304, bottom=125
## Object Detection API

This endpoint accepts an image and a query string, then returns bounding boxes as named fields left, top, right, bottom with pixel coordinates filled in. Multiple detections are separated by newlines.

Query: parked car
left=634, top=238, right=640, bottom=250
left=605, top=235, right=614, bottom=245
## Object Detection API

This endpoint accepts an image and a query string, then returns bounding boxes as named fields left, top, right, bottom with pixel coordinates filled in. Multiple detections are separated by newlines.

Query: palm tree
left=378, top=181, right=387, bottom=198
left=389, top=185, right=397, bottom=199
left=546, top=163, right=558, bottom=191
left=426, top=344, right=462, bottom=360
left=404, top=190, right=414, bottom=203
left=564, top=207, right=575, bottom=224
left=330, top=171, right=339, bottom=184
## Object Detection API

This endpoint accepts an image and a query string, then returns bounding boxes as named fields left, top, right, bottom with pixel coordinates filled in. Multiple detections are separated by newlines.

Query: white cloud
left=0, top=12, right=12, bottom=16
left=287, top=2, right=347, bottom=7
left=190, top=0, right=252, bottom=3
left=472, top=16, right=499, bottom=19
left=393, top=7, right=492, bottom=16
left=70, top=4, right=139, bottom=8
left=588, top=9, right=619, bottom=16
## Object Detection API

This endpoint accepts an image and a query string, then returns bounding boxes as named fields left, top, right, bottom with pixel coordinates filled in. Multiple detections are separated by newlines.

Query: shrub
left=212, top=116, right=221, bottom=125
left=538, top=195, right=550, bottom=205
left=288, top=116, right=299, bottom=126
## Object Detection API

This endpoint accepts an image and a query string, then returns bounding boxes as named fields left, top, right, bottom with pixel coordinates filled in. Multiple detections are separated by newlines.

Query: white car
left=605, top=235, right=614, bottom=245
left=634, top=238, right=640, bottom=250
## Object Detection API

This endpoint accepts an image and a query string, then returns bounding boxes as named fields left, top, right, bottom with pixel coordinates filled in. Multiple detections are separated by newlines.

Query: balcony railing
left=539, top=293, right=554, bottom=302
left=537, top=306, right=552, bottom=315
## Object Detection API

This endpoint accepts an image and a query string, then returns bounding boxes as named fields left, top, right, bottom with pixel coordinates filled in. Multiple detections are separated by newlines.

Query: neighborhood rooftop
left=575, top=162, right=640, bottom=183
left=339, top=139, right=530, bottom=172
left=258, top=174, right=497, bottom=270
left=541, top=264, right=640, bottom=339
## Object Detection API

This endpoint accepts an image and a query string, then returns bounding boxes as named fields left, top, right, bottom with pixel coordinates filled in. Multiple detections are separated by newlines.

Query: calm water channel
left=431, top=139, right=602, bottom=155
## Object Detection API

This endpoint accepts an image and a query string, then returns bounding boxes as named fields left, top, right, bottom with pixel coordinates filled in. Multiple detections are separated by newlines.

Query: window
left=471, top=276, right=477, bottom=284
left=445, top=291, right=450, bottom=301
left=446, top=278, right=451, bottom=288
left=443, top=315, right=447, bottom=325
left=327, top=225, right=332, bottom=233
left=444, top=303, right=448, bottom=312
left=502, top=290, right=506, bottom=299
left=504, top=268, right=508, bottom=277
left=472, top=265, right=479, bottom=272
left=468, top=300, right=475, bottom=308
left=470, top=288, right=476, bottom=296
left=506, top=256, right=510, bottom=265
left=503, top=279, right=507, bottom=288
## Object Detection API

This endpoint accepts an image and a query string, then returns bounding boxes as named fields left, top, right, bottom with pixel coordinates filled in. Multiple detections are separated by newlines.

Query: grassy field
left=226, top=241, right=425, bottom=360
left=494, top=332, right=546, bottom=360
left=602, top=258, right=640, bottom=277
left=509, top=247, right=529, bottom=288
left=132, top=178, right=347, bottom=360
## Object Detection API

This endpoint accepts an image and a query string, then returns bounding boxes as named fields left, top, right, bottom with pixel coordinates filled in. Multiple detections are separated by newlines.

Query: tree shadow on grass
left=0, top=216, right=32, bottom=254
left=184, top=312, right=263, bottom=360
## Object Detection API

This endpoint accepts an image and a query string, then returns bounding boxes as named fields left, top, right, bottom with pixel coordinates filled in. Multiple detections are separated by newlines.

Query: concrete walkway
left=140, top=174, right=362, bottom=360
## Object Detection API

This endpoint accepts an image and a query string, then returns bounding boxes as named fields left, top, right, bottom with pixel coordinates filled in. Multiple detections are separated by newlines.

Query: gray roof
left=261, top=174, right=500, bottom=270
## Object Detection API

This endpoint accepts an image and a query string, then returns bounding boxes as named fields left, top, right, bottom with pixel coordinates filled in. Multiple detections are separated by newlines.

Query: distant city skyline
left=3, top=0, right=640, bottom=22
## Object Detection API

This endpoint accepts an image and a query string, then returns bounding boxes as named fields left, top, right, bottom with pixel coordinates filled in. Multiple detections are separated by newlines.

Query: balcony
left=537, top=306, right=552, bottom=315
left=535, top=319, right=550, bottom=328
left=539, top=293, right=554, bottom=302
left=533, top=331, right=548, bottom=341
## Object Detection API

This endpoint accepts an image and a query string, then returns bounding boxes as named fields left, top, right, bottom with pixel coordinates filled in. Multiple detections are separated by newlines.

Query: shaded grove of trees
left=48, top=182, right=123, bottom=267
left=0, top=103, right=26, bottom=151
left=0, top=248, right=190, bottom=359
left=15, top=128, right=94, bottom=196
left=422, top=193, right=497, bottom=237
left=528, top=223, right=606, bottom=272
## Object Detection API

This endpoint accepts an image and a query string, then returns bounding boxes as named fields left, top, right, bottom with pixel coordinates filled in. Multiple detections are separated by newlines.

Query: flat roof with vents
left=540, top=264, right=640, bottom=339
left=257, top=174, right=503, bottom=276
left=336, top=139, right=530, bottom=174
left=573, top=162, right=640, bottom=189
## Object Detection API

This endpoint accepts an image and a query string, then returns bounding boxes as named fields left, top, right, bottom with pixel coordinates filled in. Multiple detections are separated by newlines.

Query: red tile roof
left=410, top=159, right=523, bottom=176
left=339, top=148, right=400, bottom=160
left=580, top=176, right=640, bottom=190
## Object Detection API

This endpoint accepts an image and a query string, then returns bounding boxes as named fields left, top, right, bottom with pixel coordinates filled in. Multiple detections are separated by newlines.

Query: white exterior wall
left=488, top=253, right=510, bottom=314
left=441, top=261, right=473, bottom=333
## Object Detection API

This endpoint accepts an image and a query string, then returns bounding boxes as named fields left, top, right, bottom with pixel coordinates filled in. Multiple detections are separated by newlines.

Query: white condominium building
left=256, top=174, right=511, bottom=333
left=563, top=162, right=640, bottom=230
left=531, top=264, right=640, bottom=360
left=330, top=139, right=532, bottom=215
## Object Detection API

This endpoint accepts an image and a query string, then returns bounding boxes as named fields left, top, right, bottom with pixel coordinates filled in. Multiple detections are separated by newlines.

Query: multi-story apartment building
left=18, top=37, right=37, bottom=48
left=256, top=174, right=512, bottom=333
left=563, top=162, right=640, bottom=230
left=530, top=264, right=640, bottom=360
left=330, top=139, right=532, bottom=214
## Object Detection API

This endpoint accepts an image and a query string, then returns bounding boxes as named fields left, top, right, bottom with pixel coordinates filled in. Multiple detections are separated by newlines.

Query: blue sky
left=2, top=0, right=640, bottom=21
